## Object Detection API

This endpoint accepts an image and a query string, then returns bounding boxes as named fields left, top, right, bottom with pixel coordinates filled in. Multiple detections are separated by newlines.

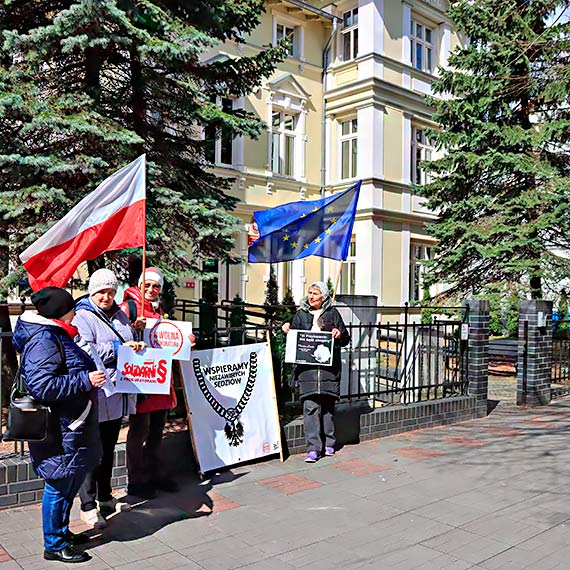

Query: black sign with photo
left=285, top=330, right=334, bottom=367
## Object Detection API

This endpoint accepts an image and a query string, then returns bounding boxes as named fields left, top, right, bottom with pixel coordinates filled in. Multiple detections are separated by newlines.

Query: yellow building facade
left=175, top=0, right=461, bottom=309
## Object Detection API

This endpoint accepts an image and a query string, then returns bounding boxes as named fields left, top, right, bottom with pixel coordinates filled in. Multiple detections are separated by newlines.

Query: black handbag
left=3, top=368, right=50, bottom=442
left=3, top=333, right=64, bottom=442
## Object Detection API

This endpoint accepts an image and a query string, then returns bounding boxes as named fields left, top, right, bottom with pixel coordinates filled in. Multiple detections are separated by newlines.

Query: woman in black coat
left=282, top=281, right=350, bottom=462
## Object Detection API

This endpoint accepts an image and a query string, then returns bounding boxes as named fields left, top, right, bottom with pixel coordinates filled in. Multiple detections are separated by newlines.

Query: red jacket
left=120, top=286, right=177, bottom=413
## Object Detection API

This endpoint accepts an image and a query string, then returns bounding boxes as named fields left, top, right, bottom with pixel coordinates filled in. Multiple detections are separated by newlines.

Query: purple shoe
left=325, top=447, right=335, bottom=456
left=304, top=451, right=319, bottom=463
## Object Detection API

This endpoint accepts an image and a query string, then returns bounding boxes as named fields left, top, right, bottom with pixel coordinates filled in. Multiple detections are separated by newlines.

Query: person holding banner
left=120, top=267, right=192, bottom=497
left=12, top=287, right=105, bottom=563
left=282, top=281, right=350, bottom=463
left=74, top=269, right=145, bottom=528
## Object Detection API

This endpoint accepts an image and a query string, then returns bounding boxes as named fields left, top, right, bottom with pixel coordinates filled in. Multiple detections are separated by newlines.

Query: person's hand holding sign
left=133, top=316, right=146, bottom=333
left=331, top=328, right=341, bottom=340
left=282, top=323, right=291, bottom=334
left=124, top=340, right=146, bottom=352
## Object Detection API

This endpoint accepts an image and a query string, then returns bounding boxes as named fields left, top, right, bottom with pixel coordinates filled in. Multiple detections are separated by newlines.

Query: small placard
left=143, top=318, right=193, bottom=361
left=461, top=323, right=469, bottom=341
left=285, top=330, right=335, bottom=366
left=115, top=346, right=172, bottom=394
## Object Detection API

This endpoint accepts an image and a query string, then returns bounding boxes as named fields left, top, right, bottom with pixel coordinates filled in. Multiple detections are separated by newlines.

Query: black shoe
left=67, top=531, right=90, bottom=545
left=127, top=483, right=156, bottom=499
left=153, top=478, right=179, bottom=493
left=44, top=546, right=91, bottom=563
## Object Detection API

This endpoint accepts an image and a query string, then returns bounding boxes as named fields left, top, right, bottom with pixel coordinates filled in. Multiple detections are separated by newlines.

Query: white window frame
left=204, top=96, right=235, bottom=167
left=409, top=244, right=432, bottom=302
left=341, top=7, right=359, bottom=62
left=339, top=117, right=358, bottom=181
left=411, top=126, right=433, bottom=185
left=271, top=109, right=298, bottom=177
left=273, top=16, right=304, bottom=60
left=411, top=17, right=434, bottom=74
left=340, top=238, right=357, bottom=295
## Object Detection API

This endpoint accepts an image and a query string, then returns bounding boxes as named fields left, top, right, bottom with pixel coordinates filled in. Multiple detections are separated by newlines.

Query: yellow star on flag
left=283, top=235, right=290, bottom=241
left=312, top=207, right=319, bottom=212
left=331, top=217, right=338, bottom=223
left=303, top=244, right=309, bottom=249
left=314, top=237, right=322, bottom=243
left=301, top=213, right=307, bottom=218
left=325, top=229, right=332, bottom=234
left=291, top=241, right=298, bottom=248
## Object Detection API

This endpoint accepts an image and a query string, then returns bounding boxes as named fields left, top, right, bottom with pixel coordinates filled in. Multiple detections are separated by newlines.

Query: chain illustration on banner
left=192, top=352, right=258, bottom=446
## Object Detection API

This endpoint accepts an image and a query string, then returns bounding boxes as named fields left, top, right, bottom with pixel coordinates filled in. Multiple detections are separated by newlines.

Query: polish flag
left=20, top=155, right=146, bottom=291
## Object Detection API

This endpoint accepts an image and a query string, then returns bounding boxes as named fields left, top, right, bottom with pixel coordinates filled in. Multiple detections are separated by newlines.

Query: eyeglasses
left=144, top=284, right=161, bottom=291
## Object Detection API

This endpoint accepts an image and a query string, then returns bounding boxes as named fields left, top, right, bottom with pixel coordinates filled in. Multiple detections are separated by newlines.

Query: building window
left=411, top=19, right=433, bottom=73
left=204, top=97, right=234, bottom=166
left=271, top=110, right=297, bottom=177
left=342, top=8, right=358, bottom=61
left=409, top=244, right=431, bottom=302
left=340, top=118, right=358, bottom=180
left=341, top=238, right=356, bottom=295
left=411, top=126, right=433, bottom=185
left=276, top=23, right=296, bottom=56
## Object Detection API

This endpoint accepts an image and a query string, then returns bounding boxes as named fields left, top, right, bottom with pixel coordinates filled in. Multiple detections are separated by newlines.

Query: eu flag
left=248, top=181, right=361, bottom=263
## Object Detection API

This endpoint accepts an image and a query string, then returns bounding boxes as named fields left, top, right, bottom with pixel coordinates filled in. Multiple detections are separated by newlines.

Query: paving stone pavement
left=3, top=397, right=570, bottom=569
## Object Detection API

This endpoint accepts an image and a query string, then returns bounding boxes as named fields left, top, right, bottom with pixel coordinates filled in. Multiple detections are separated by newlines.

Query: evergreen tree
left=278, top=286, right=297, bottom=325
left=0, top=1, right=286, bottom=293
left=419, top=0, right=570, bottom=299
left=263, top=265, right=279, bottom=326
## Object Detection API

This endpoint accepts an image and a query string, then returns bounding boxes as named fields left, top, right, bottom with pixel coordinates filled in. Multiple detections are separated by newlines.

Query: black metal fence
left=552, top=321, right=570, bottom=384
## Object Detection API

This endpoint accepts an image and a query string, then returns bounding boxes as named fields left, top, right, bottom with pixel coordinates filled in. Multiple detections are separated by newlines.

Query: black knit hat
left=31, top=287, right=75, bottom=319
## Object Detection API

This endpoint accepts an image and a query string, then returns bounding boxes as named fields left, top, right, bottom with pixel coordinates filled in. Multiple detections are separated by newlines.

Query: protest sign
left=285, top=330, right=334, bottom=366
left=115, top=346, right=172, bottom=395
left=180, top=342, right=281, bottom=474
left=143, top=318, right=193, bottom=361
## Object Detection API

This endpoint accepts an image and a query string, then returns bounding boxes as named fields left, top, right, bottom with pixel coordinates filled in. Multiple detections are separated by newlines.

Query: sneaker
left=98, top=497, right=132, bottom=512
left=304, top=451, right=319, bottom=463
left=325, top=447, right=335, bottom=456
left=127, top=483, right=156, bottom=500
left=80, top=508, right=107, bottom=529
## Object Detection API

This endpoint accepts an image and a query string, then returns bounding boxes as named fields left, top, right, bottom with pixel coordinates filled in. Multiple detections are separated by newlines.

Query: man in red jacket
left=120, top=267, right=192, bottom=498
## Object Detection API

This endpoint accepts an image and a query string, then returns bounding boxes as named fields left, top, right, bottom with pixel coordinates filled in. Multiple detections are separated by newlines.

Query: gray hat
left=88, top=268, right=118, bottom=295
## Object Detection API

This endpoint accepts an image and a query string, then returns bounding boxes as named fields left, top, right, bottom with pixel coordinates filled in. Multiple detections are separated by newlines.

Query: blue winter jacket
left=12, top=312, right=102, bottom=480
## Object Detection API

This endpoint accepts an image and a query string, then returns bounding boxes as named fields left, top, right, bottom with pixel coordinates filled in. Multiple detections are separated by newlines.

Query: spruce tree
left=419, top=0, right=570, bottom=299
left=0, top=1, right=286, bottom=293
left=263, top=265, right=279, bottom=326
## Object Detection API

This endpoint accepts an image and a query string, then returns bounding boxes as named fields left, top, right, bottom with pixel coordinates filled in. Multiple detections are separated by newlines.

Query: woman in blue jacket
left=12, top=287, right=106, bottom=564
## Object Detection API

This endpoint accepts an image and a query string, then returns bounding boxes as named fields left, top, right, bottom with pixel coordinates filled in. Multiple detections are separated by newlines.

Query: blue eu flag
left=248, top=181, right=361, bottom=263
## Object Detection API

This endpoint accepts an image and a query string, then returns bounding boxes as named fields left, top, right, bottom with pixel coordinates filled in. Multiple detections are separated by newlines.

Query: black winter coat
left=290, top=306, right=350, bottom=400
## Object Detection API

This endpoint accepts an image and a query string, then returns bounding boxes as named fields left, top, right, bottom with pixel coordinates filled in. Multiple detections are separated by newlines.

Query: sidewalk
left=2, top=396, right=570, bottom=569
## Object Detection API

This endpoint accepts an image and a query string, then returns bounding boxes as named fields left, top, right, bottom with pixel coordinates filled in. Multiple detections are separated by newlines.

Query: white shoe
left=80, top=508, right=107, bottom=529
left=98, top=497, right=132, bottom=512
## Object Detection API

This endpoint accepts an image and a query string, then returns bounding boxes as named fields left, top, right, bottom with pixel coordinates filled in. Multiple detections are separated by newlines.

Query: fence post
left=517, top=300, right=552, bottom=406
left=463, top=299, right=489, bottom=416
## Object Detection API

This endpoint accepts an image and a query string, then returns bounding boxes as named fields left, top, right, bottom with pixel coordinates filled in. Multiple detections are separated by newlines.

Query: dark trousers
left=43, top=472, right=86, bottom=551
left=302, top=395, right=336, bottom=453
left=126, top=410, right=167, bottom=487
left=79, top=418, right=122, bottom=511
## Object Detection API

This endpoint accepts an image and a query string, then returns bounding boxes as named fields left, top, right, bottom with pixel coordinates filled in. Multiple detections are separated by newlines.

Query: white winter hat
left=88, top=268, right=118, bottom=295
left=138, top=267, right=164, bottom=288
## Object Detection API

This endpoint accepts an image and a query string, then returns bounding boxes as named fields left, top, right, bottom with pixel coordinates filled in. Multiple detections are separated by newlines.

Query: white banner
left=143, top=318, right=193, bottom=361
left=180, top=343, right=281, bottom=473
left=115, top=346, right=172, bottom=395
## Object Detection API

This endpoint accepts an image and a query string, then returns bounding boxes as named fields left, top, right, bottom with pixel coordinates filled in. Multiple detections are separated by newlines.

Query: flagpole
left=139, top=155, right=147, bottom=319
left=331, top=259, right=343, bottom=304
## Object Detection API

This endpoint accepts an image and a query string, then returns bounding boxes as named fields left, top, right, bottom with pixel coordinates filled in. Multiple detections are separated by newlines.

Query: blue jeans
left=42, top=472, right=86, bottom=551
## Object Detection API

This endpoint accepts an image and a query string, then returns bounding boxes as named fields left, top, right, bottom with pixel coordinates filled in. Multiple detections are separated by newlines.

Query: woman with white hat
left=120, top=267, right=193, bottom=498
left=74, top=269, right=144, bottom=528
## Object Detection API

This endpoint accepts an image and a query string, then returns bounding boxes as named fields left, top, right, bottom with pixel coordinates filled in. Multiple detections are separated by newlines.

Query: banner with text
left=143, top=318, right=193, bottom=361
left=115, top=346, right=172, bottom=395
left=180, top=342, right=281, bottom=473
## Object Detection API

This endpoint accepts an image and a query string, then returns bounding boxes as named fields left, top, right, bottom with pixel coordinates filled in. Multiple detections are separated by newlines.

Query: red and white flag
left=20, top=155, right=146, bottom=291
